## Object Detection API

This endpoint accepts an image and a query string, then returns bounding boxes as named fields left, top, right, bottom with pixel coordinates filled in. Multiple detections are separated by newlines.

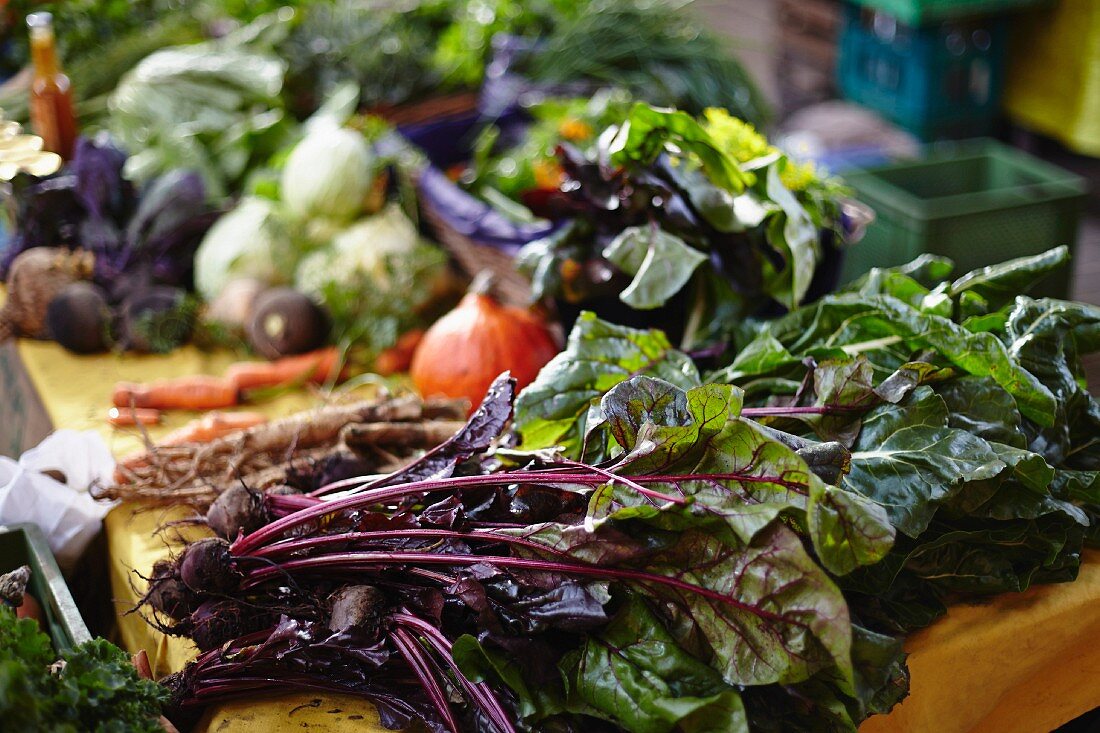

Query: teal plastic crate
left=840, top=139, right=1087, bottom=297
left=849, top=0, right=1047, bottom=23
left=837, top=4, right=1007, bottom=140
left=0, top=523, right=90, bottom=651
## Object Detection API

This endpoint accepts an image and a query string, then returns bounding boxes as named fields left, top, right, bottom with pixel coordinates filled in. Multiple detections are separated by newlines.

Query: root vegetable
left=247, top=287, right=329, bottom=359
left=144, top=559, right=199, bottom=620
left=107, top=407, right=162, bottom=427
left=103, top=397, right=468, bottom=508
left=113, top=376, right=239, bottom=411
left=224, top=347, right=341, bottom=392
left=205, top=278, right=265, bottom=330
left=187, top=599, right=271, bottom=653
left=328, top=585, right=386, bottom=635
left=340, top=420, right=465, bottom=451
left=0, top=247, right=95, bottom=341
left=206, top=484, right=268, bottom=541
left=178, top=538, right=238, bottom=595
left=159, top=411, right=267, bottom=446
left=46, top=281, right=111, bottom=353
left=374, top=329, right=424, bottom=376
left=117, top=286, right=193, bottom=354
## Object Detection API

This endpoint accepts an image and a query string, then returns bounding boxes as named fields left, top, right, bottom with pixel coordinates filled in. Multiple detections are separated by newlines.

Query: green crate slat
left=0, top=523, right=91, bottom=651
left=837, top=4, right=1008, bottom=141
left=848, top=0, right=1047, bottom=23
left=840, top=139, right=1087, bottom=297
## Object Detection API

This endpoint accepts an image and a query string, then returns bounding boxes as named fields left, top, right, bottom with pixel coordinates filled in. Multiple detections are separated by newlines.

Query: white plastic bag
left=0, top=430, right=116, bottom=572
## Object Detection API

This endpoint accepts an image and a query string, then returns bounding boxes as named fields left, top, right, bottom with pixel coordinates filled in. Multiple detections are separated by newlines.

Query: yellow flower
left=702, top=108, right=772, bottom=164
left=702, top=107, right=821, bottom=192
left=779, top=159, right=820, bottom=192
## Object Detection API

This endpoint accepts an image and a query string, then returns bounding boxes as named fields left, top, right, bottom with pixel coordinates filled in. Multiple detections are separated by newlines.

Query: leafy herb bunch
left=0, top=609, right=167, bottom=731
left=516, top=103, right=848, bottom=349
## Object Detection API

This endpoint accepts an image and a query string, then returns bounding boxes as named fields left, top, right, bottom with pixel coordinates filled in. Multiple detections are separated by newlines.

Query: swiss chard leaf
left=845, top=387, right=1007, bottom=537
left=593, top=377, right=894, bottom=576
left=748, top=293, right=1057, bottom=425
left=605, top=103, right=748, bottom=193
left=561, top=597, right=749, bottom=733
left=643, top=523, right=853, bottom=687
left=932, top=376, right=1028, bottom=448
left=602, top=225, right=708, bottom=310
left=948, top=246, right=1069, bottom=311
left=763, top=164, right=818, bottom=308
left=514, top=313, right=700, bottom=457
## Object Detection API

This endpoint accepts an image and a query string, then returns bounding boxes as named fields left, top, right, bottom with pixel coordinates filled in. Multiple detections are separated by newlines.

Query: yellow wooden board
left=15, top=339, right=322, bottom=458
left=12, top=337, right=1100, bottom=732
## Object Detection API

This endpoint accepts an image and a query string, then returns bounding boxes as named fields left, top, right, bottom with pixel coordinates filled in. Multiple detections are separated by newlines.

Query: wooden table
left=6, top=338, right=1099, bottom=733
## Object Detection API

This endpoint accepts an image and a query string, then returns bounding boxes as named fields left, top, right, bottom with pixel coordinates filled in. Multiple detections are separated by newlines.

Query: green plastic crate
left=0, top=523, right=90, bottom=651
left=849, top=0, right=1047, bottom=23
left=840, top=139, right=1087, bottom=297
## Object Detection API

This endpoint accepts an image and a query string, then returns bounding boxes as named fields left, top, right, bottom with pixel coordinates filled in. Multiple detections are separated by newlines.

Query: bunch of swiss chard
left=514, top=103, right=853, bottom=349
left=515, top=246, right=1100, bottom=636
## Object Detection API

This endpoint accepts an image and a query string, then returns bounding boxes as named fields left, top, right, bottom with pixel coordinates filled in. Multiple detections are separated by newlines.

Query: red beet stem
left=241, top=551, right=794, bottom=626
left=247, top=528, right=570, bottom=559
left=394, top=612, right=517, bottom=733
left=391, top=626, right=461, bottom=733
left=233, top=469, right=807, bottom=554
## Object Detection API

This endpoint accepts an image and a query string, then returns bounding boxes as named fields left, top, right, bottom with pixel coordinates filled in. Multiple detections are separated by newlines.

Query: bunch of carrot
left=109, top=347, right=343, bottom=420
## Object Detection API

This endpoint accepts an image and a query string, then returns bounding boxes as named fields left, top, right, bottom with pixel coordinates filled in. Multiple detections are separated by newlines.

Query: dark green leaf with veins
left=948, top=246, right=1069, bottom=310
left=561, top=597, right=749, bottom=733
left=514, top=313, right=700, bottom=457
left=592, top=377, right=894, bottom=575
left=845, top=387, right=1007, bottom=537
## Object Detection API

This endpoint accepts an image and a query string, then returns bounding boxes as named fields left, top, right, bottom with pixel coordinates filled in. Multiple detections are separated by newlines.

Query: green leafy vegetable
left=108, top=13, right=293, bottom=200
left=514, top=312, right=698, bottom=454
left=507, top=246, right=1098, bottom=729
left=0, top=610, right=167, bottom=731
left=602, top=225, right=708, bottom=310
left=513, top=102, right=849, bottom=346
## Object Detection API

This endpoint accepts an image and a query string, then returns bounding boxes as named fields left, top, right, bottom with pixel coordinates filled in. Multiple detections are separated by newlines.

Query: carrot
left=159, top=411, right=268, bottom=447
left=113, top=376, right=239, bottom=411
left=374, top=329, right=425, bottom=376
left=224, top=347, right=342, bottom=392
left=107, top=407, right=162, bottom=427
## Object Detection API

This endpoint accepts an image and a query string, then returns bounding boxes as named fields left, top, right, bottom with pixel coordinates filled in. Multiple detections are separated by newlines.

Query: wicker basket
left=369, top=92, right=481, bottom=128
left=418, top=182, right=534, bottom=307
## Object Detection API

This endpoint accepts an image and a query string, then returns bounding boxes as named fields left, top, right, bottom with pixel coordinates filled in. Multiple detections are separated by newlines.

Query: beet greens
left=148, top=373, right=895, bottom=732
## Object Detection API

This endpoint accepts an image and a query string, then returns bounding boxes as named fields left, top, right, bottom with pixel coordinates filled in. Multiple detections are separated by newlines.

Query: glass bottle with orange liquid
left=26, top=12, right=76, bottom=160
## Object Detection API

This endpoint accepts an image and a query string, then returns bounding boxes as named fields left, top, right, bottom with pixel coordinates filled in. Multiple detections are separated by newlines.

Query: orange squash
left=410, top=275, right=559, bottom=410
